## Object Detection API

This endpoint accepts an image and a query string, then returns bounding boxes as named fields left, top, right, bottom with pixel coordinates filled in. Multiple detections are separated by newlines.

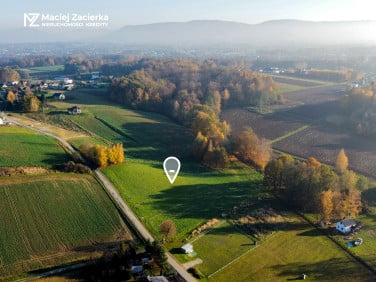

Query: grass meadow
left=0, top=126, right=70, bottom=166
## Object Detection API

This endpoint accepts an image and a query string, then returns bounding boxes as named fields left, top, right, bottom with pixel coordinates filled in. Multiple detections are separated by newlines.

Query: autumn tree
left=6, top=91, right=16, bottom=104
left=160, top=219, right=176, bottom=242
left=346, top=188, right=362, bottom=218
left=22, top=93, right=40, bottom=112
left=319, top=190, right=334, bottom=222
left=107, top=143, right=124, bottom=165
left=336, top=148, right=348, bottom=174
left=264, top=154, right=295, bottom=190
left=0, top=67, right=20, bottom=82
left=233, top=128, right=271, bottom=170
left=79, top=143, right=125, bottom=167
left=192, top=131, right=208, bottom=160
left=93, top=145, right=108, bottom=167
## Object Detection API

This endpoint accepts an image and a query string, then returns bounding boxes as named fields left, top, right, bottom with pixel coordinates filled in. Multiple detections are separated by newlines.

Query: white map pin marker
left=163, top=156, right=181, bottom=184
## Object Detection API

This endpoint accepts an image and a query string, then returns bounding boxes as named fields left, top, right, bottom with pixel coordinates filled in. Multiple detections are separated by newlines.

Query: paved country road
left=7, top=115, right=195, bottom=282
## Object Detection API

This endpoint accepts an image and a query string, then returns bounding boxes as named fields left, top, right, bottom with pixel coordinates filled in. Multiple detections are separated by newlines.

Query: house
left=67, top=106, right=81, bottom=115
left=336, top=219, right=356, bottom=234
left=0, top=117, right=3, bottom=125
left=63, top=84, right=74, bottom=91
left=181, top=243, right=194, bottom=254
left=53, top=93, right=65, bottom=100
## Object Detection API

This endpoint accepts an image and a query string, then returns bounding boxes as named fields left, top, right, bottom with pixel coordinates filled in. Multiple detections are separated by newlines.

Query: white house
left=181, top=243, right=194, bottom=254
left=0, top=117, right=3, bottom=125
left=336, top=219, right=356, bottom=234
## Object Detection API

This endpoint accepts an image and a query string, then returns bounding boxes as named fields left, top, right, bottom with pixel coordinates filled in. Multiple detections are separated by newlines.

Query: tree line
left=340, top=83, right=376, bottom=136
left=79, top=143, right=124, bottom=167
left=264, top=149, right=366, bottom=222
left=5, top=89, right=41, bottom=112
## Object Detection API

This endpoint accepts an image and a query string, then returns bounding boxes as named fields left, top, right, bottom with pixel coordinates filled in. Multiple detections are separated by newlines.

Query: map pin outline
left=163, top=156, right=181, bottom=184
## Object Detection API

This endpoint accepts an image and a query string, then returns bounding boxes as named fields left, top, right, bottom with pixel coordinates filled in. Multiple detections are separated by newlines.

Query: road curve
left=7, top=115, right=195, bottom=282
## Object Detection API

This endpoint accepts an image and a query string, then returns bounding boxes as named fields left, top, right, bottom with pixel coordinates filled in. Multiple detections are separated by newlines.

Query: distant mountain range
left=4, top=19, right=376, bottom=47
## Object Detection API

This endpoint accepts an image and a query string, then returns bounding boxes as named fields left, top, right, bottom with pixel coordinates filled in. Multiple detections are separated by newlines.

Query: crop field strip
left=0, top=174, right=128, bottom=278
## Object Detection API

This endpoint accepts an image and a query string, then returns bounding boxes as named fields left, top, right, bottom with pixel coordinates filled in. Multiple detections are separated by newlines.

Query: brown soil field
left=221, top=108, right=304, bottom=140
left=273, top=125, right=376, bottom=177
left=222, top=84, right=376, bottom=178
left=272, top=76, right=323, bottom=87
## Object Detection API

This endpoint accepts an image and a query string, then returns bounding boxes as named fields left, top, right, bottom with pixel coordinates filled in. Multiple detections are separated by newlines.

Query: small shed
left=147, top=276, right=169, bottom=282
left=181, top=243, right=194, bottom=254
left=68, top=106, right=81, bottom=115
left=336, top=219, right=356, bottom=234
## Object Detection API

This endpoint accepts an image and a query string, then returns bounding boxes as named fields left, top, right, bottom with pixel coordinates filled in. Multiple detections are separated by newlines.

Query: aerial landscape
left=2, top=0, right=376, bottom=281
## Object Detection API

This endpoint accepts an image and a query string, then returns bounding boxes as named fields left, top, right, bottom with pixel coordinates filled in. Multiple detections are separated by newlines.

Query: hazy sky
left=4, top=0, right=376, bottom=29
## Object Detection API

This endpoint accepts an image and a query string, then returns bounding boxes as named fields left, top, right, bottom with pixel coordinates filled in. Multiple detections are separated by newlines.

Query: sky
left=3, top=0, right=376, bottom=29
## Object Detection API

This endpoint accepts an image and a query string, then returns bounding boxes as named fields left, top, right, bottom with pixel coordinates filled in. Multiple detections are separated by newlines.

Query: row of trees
left=5, top=90, right=41, bottom=112
left=0, top=67, right=20, bottom=82
left=108, top=59, right=281, bottom=117
left=340, top=83, right=376, bottom=136
left=264, top=149, right=365, bottom=222
left=79, top=143, right=124, bottom=167
left=304, top=69, right=361, bottom=82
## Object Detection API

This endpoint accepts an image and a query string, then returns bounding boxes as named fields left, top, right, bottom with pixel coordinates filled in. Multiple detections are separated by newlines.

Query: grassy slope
left=0, top=174, right=126, bottom=278
left=0, top=126, right=69, bottom=166
left=103, top=161, right=263, bottom=241
left=46, top=89, right=375, bottom=281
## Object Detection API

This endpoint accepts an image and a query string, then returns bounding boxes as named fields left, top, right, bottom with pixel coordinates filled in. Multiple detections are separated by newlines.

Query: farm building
left=181, top=243, right=194, bottom=254
left=336, top=219, right=356, bottom=234
left=67, top=106, right=81, bottom=115
left=53, top=93, right=65, bottom=100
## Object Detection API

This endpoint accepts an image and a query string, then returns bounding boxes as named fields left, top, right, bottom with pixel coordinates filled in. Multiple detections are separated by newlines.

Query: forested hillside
left=108, top=59, right=280, bottom=168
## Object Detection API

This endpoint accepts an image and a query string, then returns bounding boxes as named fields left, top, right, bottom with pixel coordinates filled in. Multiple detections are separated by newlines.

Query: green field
left=27, top=65, right=64, bottom=74
left=103, top=160, right=263, bottom=241
left=0, top=173, right=128, bottom=279
left=0, top=126, right=70, bottom=166
left=190, top=221, right=255, bottom=277
left=209, top=222, right=374, bottom=282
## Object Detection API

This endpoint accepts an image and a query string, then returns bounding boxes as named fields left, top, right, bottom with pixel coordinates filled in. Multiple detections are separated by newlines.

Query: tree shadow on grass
left=271, top=257, right=374, bottom=281
left=362, top=187, right=376, bottom=206
left=297, top=228, right=324, bottom=237
left=121, top=121, right=193, bottom=163
left=149, top=181, right=264, bottom=220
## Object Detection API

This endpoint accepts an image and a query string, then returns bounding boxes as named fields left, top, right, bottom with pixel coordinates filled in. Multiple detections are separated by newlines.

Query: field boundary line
left=188, top=220, right=227, bottom=244
left=207, top=231, right=278, bottom=279
left=271, top=125, right=309, bottom=144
